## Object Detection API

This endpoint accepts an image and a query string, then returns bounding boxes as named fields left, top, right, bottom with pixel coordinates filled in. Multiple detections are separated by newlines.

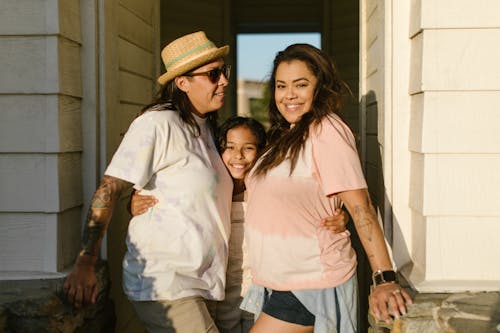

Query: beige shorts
left=131, top=295, right=219, bottom=333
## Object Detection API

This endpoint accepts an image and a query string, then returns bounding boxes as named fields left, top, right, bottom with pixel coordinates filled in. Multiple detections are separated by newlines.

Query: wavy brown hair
left=217, top=116, right=267, bottom=154
left=253, top=43, right=348, bottom=176
left=140, top=77, right=218, bottom=137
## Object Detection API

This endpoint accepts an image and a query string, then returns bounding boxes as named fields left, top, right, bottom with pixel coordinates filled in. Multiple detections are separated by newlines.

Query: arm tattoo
left=352, top=204, right=378, bottom=242
left=81, top=176, right=130, bottom=257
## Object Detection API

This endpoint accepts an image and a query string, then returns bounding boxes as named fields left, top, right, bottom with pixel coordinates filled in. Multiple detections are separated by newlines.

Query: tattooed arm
left=338, top=189, right=412, bottom=323
left=63, top=175, right=132, bottom=309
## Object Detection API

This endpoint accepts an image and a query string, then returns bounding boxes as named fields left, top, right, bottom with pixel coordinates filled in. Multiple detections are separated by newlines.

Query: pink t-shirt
left=245, top=114, right=367, bottom=291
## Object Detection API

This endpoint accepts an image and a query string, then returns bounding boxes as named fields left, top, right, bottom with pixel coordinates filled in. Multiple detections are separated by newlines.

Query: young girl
left=130, top=116, right=348, bottom=333
left=212, top=116, right=268, bottom=333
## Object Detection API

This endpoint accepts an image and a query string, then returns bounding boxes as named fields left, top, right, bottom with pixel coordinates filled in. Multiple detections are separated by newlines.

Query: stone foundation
left=0, top=262, right=115, bottom=333
left=369, top=290, right=500, bottom=333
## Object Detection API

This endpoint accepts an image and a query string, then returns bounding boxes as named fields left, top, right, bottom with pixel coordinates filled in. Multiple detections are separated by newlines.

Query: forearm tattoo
left=352, top=204, right=378, bottom=243
left=81, top=176, right=129, bottom=257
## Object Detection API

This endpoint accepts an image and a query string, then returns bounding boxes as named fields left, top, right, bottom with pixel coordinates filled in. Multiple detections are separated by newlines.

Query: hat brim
left=157, top=45, right=230, bottom=85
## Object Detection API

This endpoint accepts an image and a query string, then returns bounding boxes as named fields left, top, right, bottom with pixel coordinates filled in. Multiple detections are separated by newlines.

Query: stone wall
left=369, top=290, right=500, bottom=333
left=0, top=262, right=114, bottom=333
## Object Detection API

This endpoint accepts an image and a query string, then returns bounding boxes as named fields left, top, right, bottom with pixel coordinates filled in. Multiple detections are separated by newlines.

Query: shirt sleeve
left=104, top=114, right=167, bottom=188
left=311, top=115, right=367, bottom=196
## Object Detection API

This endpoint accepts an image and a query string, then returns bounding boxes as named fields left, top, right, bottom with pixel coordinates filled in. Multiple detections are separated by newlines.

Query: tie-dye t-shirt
left=105, top=106, right=233, bottom=301
left=245, top=114, right=367, bottom=291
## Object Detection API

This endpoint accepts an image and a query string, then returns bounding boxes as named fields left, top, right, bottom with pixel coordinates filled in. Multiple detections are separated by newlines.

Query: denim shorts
left=262, top=290, right=315, bottom=326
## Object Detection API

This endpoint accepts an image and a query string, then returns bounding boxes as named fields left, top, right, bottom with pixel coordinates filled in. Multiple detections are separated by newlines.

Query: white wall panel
left=426, top=216, right=500, bottom=281
left=410, top=91, right=500, bottom=153
left=411, top=0, right=500, bottom=35
left=0, top=213, right=58, bottom=272
left=0, top=0, right=59, bottom=35
left=0, top=37, right=59, bottom=93
left=0, top=153, right=82, bottom=212
left=411, top=30, right=500, bottom=93
left=410, top=154, right=500, bottom=216
left=0, top=95, right=82, bottom=153
left=0, top=95, right=59, bottom=152
left=409, top=32, right=423, bottom=94
left=0, top=208, right=81, bottom=272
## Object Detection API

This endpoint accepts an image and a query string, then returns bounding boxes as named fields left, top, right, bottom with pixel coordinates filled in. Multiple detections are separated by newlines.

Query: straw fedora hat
left=157, top=31, right=230, bottom=85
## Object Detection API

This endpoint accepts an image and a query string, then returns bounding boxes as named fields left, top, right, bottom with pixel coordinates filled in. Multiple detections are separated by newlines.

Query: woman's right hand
left=63, top=255, right=98, bottom=309
left=130, top=189, right=158, bottom=216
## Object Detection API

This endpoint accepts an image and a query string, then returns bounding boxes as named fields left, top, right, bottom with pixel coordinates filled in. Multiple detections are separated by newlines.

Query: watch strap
left=372, top=269, right=397, bottom=286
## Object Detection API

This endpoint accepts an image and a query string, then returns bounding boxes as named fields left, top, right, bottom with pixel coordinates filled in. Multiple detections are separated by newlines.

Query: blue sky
left=237, top=33, right=321, bottom=82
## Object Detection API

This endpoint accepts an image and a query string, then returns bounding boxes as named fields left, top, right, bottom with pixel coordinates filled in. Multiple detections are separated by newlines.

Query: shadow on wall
left=359, top=90, right=412, bottom=261
left=352, top=90, right=414, bottom=330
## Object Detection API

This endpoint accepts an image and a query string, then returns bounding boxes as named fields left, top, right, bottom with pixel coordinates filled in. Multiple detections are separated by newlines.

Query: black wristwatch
left=372, top=269, right=397, bottom=286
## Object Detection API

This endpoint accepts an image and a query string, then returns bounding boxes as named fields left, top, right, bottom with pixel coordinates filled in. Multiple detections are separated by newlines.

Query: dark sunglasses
left=186, top=64, right=231, bottom=83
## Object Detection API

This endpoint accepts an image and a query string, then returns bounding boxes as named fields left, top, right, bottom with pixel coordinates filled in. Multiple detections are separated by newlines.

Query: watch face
left=373, top=270, right=397, bottom=285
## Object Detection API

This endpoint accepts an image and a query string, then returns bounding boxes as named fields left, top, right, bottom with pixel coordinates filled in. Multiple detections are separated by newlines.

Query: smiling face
left=175, top=59, right=229, bottom=117
left=274, top=60, right=317, bottom=125
left=221, top=126, right=259, bottom=180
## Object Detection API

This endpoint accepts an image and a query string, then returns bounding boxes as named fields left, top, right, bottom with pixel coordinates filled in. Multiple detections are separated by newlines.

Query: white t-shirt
left=105, top=106, right=233, bottom=301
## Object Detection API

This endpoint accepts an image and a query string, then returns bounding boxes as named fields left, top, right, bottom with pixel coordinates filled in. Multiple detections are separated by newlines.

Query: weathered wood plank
left=58, top=152, right=83, bottom=211
left=59, top=95, right=83, bottom=152
left=118, top=38, right=154, bottom=78
left=118, top=5, right=154, bottom=52
left=58, top=207, right=82, bottom=270
left=119, top=71, right=154, bottom=105
left=59, top=37, right=82, bottom=97
left=106, top=103, right=142, bottom=157
left=120, top=0, right=155, bottom=24
left=59, top=0, right=82, bottom=43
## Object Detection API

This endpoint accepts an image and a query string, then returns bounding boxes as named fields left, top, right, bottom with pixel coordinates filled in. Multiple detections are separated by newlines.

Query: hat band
left=165, top=41, right=216, bottom=69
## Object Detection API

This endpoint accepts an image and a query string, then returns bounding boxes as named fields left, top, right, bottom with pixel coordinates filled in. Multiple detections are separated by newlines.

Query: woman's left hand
left=369, top=282, right=412, bottom=323
left=321, top=208, right=348, bottom=233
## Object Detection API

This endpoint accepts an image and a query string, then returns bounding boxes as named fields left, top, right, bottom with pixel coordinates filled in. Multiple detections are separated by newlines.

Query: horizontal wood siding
left=0, top=0, right=84, bottom=273
left=0, top=213, right=58, bottom=271
left=106, top=2, right=160, bottom=331
left=118, top=38, right=155, bottom=78
left=235, top=0, right=323, bottom=31
left=407, top=0, right=500, bottom=287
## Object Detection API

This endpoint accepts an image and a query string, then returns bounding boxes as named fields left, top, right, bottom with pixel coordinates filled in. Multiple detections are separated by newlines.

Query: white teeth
left=230, top=163, right=246, bottom=169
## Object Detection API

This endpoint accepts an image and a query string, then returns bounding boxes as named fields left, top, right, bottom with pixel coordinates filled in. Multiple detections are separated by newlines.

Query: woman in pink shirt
left=244, top=44, right=412, bottom=333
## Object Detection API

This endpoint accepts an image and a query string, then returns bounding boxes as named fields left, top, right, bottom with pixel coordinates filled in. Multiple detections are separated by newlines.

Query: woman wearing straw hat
left=64, top=31, right=234, bottom=332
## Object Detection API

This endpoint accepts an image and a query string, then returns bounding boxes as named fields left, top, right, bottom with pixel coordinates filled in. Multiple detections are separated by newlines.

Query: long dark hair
left=140, top=78, right=218, bottom=137
left=253, top=43, right=348, bottom=176
left=217, top=116, right=267, bottom=154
